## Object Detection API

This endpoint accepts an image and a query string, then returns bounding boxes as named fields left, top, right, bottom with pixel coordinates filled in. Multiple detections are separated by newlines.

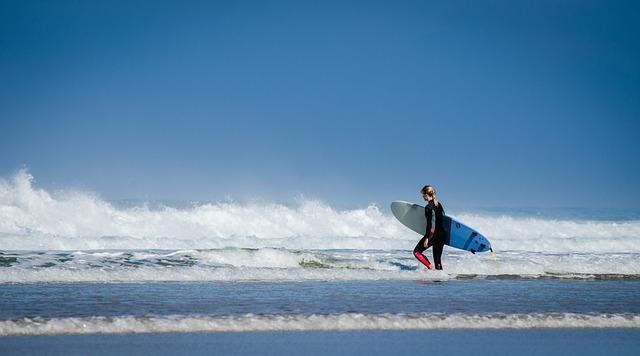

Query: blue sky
left=1, top=0, right=639, bottom=209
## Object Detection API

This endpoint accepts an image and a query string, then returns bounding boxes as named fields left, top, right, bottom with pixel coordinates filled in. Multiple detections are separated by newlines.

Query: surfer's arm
left=425, top=207, right=435, bottom=239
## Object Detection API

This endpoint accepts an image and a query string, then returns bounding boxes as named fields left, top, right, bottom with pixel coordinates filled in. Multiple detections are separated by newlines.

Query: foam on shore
left=2, top=313, right=638, bottom=335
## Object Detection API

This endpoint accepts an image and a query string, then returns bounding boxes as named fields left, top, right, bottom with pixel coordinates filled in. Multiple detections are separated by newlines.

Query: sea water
left=1, top=171, right=640, bottom=344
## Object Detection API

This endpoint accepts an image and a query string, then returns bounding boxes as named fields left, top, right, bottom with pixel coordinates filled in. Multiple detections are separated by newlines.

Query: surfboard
left=391, top=201, right=492, bottom=253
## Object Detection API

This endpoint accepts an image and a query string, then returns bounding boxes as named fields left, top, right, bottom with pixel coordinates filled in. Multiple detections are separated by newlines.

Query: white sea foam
left=0, top=170, right=406, bottom=250
left=1, top=313, right=638, bottom=335
left=2, top=170, right=639, bottom=253
left=0, top=265, right=448, bottom=284
left=1, top=248, right=638, bottom=283
left=457, top=214, right=640, bottom=253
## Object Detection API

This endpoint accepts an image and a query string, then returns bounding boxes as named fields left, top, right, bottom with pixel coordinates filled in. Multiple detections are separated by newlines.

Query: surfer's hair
left=421, top=185, right=439, bottom=207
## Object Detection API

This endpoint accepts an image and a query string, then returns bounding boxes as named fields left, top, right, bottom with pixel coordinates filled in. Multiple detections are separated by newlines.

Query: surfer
left=413, top=185, right=446, bottom=270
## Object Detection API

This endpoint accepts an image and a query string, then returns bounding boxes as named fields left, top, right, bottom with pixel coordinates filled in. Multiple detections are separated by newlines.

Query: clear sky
left=1, top=0, right=639, bottom=209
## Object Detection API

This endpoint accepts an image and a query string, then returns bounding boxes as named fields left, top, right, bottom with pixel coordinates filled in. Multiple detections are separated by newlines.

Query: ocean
left=1, top=171, right=639, bottom=355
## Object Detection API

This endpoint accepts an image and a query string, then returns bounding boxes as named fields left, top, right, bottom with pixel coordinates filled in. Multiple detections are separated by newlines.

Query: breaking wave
left=1, top=170, right=639, bottom=253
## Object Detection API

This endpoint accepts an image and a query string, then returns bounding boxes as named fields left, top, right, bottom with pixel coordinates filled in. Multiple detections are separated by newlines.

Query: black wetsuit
left=413, top=201, right=446, bottom=270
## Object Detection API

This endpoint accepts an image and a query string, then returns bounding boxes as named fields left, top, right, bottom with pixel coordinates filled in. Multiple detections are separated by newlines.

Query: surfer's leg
left=413, top=251, right=432, bottom=269
left=413, top=237, right=433, bottom=269
left=432, top=242, right=444, bottom=270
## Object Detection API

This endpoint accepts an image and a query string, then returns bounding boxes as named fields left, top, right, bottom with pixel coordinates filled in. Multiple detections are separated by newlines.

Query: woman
left=413, top=185, right=446, bottom=270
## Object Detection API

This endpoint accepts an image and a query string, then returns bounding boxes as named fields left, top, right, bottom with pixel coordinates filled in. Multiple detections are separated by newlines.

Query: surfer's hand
left=423, top=238, right=429, bottom=248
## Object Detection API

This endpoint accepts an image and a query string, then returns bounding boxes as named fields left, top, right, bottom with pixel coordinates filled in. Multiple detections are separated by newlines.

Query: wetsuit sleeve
left=425, top=207, right=435, bottom=239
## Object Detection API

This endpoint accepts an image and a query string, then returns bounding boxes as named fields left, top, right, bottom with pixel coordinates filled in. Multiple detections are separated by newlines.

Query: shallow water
left=2, top=329, right=640, bottom=356
left=1, top=280, right=639, bottom=335
left=2, top=280, right=639, bottom=320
